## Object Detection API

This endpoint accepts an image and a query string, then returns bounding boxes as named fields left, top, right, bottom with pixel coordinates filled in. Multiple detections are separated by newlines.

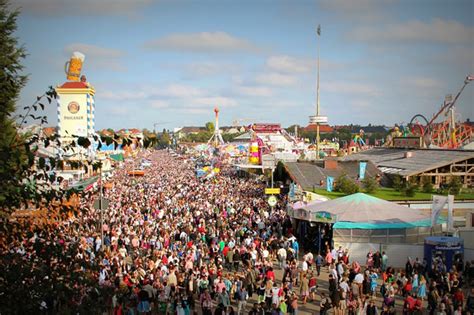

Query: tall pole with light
left=316, top=24, right=321, bottom=160
left=309, top=25, right=327, bottom=160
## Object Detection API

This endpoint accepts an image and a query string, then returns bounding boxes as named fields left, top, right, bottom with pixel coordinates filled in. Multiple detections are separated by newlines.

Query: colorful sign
left=265, top=188, right=281, bottom=195
left=313, top=211, right=337, bottom=223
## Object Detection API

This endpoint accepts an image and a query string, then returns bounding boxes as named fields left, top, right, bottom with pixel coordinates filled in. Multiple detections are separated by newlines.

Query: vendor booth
left=289, top=193, right=437, bottom=255
left=424, top=236, right=464, bottom=272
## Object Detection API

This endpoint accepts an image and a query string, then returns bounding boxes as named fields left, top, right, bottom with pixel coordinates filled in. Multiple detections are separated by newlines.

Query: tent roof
left=301, top=192, right=429, bottom=225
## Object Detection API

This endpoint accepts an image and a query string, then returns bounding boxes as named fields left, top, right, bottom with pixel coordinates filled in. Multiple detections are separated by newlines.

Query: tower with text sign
left=55, top=52, right=96, bottom=158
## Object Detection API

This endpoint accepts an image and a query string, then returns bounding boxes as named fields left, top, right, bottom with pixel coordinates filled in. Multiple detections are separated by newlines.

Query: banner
left=326, top=176, right=334, bottom=192
left=289, top=182, right=295, bottom=199
left=359, top=162, right=367, bottom=180
left=431, top=195, right=448, bottom=226
left=447, top=195, right=454, bottom=230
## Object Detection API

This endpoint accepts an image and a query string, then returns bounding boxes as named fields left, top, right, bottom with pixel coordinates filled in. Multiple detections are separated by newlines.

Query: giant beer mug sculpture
left=64, top=52, right=85, bottom=81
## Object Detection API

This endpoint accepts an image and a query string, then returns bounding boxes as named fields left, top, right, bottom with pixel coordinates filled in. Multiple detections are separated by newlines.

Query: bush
left=402, top=178, right=419, bottom=197
left=421, top=177, right=433, bottom=193
left=335, top=174, right=360, bottom=194
left=362, top=176, right=379, bottom=194
left=391, top=175, right=403, bottom=190
left=448, top=176, right=462, bottom=195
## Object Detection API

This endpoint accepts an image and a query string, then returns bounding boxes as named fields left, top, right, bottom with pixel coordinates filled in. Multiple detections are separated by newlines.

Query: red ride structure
left=409, top=75, right=473, bottom=149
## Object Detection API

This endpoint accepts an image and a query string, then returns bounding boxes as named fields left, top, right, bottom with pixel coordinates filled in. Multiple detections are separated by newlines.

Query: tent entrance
left=295, top=219, right=333, bottom=255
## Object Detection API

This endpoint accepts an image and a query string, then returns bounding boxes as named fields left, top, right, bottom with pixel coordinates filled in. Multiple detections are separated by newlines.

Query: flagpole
left=316, top=25, right=321, bottom=160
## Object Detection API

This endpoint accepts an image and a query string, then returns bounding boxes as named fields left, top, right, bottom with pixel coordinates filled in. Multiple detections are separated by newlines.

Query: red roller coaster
left=408, top=75, right=473, bottom=149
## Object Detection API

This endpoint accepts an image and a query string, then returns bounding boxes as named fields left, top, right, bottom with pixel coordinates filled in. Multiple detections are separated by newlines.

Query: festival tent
left=290, top=192, right=441, bottom=245
left=298, top=192, right=430, bottom=228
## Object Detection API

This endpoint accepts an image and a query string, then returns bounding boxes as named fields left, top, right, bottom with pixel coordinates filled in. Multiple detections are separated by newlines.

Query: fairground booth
left=289, top=193, right=444, bottom=266
left=424, top=236, right=464, bottom=272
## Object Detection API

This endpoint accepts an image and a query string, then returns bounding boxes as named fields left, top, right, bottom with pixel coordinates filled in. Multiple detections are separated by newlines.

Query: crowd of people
left=1, top=148, right=474, bottom=314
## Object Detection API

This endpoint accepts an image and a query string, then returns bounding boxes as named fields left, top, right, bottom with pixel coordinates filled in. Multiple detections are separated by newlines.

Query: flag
left=289, top=182, right=295, bottom=199
left=447, top=194, right=454, bottom=230
left=359, top=161, right=367, bottom=180
left=317, top=24, right=321, bottom=36
left=326, top=176, right=334, bottom=192
left=431, top=195, right=448, bottom=226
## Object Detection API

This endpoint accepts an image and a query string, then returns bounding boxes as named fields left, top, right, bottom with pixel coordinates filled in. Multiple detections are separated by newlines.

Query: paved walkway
left=194, top=261, right=408, bottom=315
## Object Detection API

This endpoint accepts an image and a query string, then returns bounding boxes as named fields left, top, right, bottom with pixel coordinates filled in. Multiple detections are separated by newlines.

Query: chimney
left=324, top=159, right=338, bottom=169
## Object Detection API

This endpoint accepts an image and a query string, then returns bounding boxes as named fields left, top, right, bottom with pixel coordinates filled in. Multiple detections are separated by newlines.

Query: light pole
left=309, top=25, right=328, bottom=160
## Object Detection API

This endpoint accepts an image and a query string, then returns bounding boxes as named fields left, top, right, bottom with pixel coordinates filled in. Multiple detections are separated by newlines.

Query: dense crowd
left=1, top=149, right=473, bottom=314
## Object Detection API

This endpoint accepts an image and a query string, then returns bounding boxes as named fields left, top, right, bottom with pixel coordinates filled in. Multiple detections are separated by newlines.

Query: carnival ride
left=208, top=107, right=225, bottom=147
left=391, top=75, right=473, bottom=149
left=352, top=129, right=366, bottom=147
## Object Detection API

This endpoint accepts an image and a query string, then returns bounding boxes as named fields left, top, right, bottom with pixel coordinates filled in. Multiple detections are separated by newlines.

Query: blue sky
left=11, top=0, right=474, bottom=130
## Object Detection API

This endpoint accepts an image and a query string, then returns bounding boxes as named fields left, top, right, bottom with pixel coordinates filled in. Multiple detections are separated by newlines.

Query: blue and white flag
left=289, top=182, right=295, bottom=199
left=326, top=176, right=334, bottom=192
left=431, top=195, right=448, bottom=226
left=359, top=161, right=367, bottom=180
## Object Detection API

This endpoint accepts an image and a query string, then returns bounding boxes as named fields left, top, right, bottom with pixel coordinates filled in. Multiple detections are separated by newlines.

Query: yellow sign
left=265, top=188, right=281, bottom=195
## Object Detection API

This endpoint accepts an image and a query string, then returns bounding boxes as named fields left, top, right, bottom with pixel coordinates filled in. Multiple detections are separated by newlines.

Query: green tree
left=448, top=176, right=462, bottom=195
left=362, top=176, right=379, bottom=194
left=402, top=178, right=419, bottom=197
left=205, top=121, right=215, bottom=132
left=421, top=176, right=434, bottom=193
left=391, top=174, right=403, bottom=190
left=335, top=174, right=359, bottom=194
left=0, top=0, right=28, bottom=211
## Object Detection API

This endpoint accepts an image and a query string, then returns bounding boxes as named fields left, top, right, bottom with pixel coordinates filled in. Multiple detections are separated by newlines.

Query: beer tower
left=56, top=52, right=96, bottom=158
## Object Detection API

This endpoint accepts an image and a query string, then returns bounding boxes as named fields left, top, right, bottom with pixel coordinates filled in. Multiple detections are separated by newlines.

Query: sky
left=11, top=0, right=474, bottom=131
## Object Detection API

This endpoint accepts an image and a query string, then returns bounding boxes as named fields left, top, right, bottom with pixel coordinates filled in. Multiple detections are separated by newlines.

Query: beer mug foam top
left=65, top=51, right=85, bottom=81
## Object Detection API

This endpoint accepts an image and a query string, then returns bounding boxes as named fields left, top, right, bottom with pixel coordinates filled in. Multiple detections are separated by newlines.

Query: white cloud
left=154, top=84, right=205, bottom=98
left=266, top=55, right=313, bottom=73
left=255, top=72, right=298, bottom=86
left=182, top=62, right=240, bottom=78
left=348, top=18, right=474, bottom=44
left=65, top=43, right=126, bottom=71
left=144, top=32, right=263, bottom=54
left=265, top=55, right=344, bottom=74
left=65, top=43, right=124, bottom=58
left=11, top=0, right=154, bottom=16
left=194, top=97, right=238, bottom=108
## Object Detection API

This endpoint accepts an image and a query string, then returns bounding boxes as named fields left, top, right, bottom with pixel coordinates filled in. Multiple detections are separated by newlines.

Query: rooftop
left=285, top=160, right=380, bottom=190
left=341, top=147, right=474, bottom=176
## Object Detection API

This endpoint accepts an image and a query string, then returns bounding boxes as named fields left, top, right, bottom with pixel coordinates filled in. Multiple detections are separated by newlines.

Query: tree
left=335, top=174, right=359, bottom=194
left=391, top=174, right=403, bottom=190
left=421, top=176, right=433, bottom=193
left=362, top=176, right=379, bottom=194
left=448, top=176, right=462, bottom=195
left=402, top=178, right=418, bottom=197
left=205, top=121, right=215, bottom=133
left=0, top=0, right=28, bottom=211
